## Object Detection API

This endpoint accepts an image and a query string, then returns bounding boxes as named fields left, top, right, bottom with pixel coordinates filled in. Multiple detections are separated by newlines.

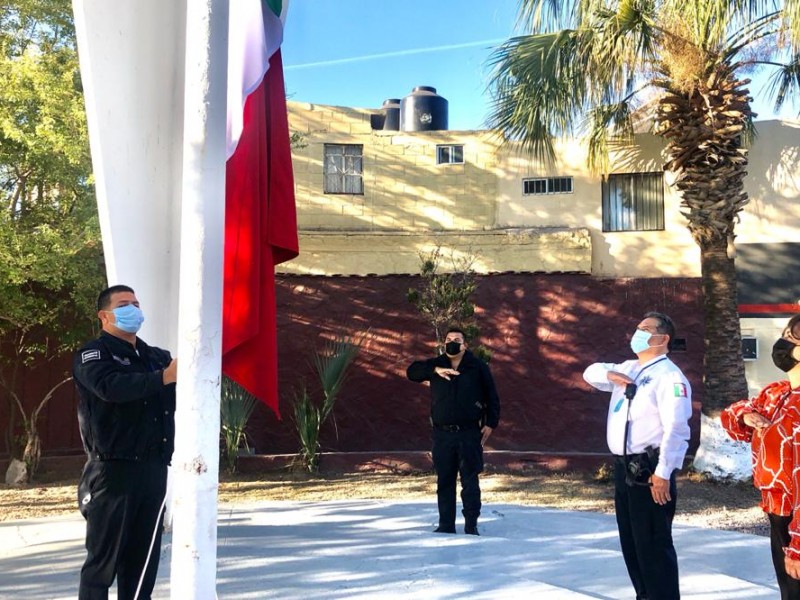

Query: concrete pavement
left=0, top=501, right=779, bottom=599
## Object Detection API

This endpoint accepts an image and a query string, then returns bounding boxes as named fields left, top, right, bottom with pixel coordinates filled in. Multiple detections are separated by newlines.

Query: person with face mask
left=72, top=284, right=178, bottom=600
left=583, top=311, right=692, bottom=600
left=721, top=313, right=800, bottom=599
left=406, top=326, right=500, bottom=535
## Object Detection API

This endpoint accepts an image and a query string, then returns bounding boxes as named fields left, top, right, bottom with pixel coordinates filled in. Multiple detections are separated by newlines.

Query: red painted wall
left=3, top=273, right=704, bottom=460
left=247, top=273, right=704, bottom=457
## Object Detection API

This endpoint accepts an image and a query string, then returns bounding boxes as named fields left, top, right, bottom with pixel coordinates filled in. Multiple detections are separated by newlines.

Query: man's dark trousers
left=614, top=459, right=679, bottom=600
left=432, top=427, right=483, bottom=529
left=78, top=460, right=168, bottom=600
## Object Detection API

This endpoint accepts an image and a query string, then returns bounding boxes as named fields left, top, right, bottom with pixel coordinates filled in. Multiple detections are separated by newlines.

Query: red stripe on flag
left=222, top=50, right=298, bottom=417
left=739, top=304, right=800, bottom=314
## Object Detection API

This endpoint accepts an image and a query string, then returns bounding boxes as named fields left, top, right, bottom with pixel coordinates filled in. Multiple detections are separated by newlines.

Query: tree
left=407, top=246, right=491, bottom=361
left=407, top=246, right=479, bottom=348
left=488, top=0, right=800, bottom=476
left=0, top=0, right=105, bottom=480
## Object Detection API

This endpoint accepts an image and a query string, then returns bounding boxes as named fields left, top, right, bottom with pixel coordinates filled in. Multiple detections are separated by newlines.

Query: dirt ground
left=0, top=464, right=767, bottom=536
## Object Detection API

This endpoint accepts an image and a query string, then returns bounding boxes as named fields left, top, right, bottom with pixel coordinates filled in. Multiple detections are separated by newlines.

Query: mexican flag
left=222, top=0, right=298, bottom=417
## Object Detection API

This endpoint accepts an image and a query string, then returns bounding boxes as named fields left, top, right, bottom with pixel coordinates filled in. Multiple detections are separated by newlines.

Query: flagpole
left=170, top=0, right=228, bottom=598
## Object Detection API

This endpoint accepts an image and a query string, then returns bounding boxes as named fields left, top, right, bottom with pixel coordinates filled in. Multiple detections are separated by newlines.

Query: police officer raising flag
left=407, top=326, right=500, bottom=536
left=583, top=312, right=692, bottom=600
left=73, top=285, right=177, bottom=600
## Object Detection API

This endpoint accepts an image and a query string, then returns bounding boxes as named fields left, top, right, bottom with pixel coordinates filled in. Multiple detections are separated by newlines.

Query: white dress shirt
left=583, top=355, right=692, bottom=479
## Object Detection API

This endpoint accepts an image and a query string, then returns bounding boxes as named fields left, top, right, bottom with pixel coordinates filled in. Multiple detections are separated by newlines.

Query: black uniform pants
left=768, top=513, right=800, bottom=599
left=78, top=460, right=168, bottom=600
left=614, top=459, right=679, bottom=600
left=432, top=428, right=483, bottom=528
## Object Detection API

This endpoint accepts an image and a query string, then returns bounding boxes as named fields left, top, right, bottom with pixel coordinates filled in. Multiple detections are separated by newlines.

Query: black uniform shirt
left=73, top=331, right=176, bottom=464
left=407, top=350, right=500, bottom=429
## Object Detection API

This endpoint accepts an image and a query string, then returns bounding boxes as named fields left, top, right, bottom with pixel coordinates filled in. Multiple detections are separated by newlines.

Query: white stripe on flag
left=226, top=0, right=284, bottom=159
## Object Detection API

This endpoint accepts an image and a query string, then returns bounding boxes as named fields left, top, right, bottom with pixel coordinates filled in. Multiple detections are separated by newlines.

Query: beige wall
left=285, top=101, right=800, bottom=279
left=495, top=134, right=700, bottom=277
left=278, top=229, right=591, bottom=276
left=288, top=101, right=500, bottom=232
left=741, top=317, right=790, bottom=397
left=737, top=121, right=800, bottom=244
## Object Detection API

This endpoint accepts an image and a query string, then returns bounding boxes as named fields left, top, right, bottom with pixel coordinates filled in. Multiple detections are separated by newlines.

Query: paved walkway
left=0, top=501, right=779, bottom=599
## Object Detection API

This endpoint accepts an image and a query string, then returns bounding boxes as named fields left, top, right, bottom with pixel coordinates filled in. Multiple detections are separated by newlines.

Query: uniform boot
left=464, top=518, right=479, bottom=536
left=434, top=524, right=456, bottom=534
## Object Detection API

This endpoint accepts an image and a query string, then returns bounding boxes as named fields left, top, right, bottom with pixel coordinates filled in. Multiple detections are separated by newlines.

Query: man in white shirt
left=583, top=312, right=692, bottom=600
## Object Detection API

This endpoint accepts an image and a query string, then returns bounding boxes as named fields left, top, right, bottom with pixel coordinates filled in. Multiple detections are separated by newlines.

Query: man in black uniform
left=407, top=327, right=500, bottom=535
left=73, top=284, right=178, bottom=600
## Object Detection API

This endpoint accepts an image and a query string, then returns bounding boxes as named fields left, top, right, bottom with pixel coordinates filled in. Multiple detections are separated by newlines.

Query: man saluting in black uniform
left=73, top=284, right=177, bottom=600
left=407, top=326, right=500, bottom=536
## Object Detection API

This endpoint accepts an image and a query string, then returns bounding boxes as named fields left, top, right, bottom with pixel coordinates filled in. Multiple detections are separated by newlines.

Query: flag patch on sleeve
left=673, top=383, right=687, bottom=398
left=81, top=350, right=101, bottom=364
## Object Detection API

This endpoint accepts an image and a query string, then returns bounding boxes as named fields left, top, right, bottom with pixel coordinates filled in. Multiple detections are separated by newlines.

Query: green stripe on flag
left=264, top=0, right=282, bottom=18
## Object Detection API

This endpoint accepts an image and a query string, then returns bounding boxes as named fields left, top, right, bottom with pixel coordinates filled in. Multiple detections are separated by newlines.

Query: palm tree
left=488, top=0, right=800, bottom=476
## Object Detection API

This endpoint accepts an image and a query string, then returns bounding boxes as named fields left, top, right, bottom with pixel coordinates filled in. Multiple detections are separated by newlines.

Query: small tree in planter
left=220, top=376, right=258, bottom=474
left=407, top=246, right=491, bottom=362
left=292, top=331, right=365, bottom=472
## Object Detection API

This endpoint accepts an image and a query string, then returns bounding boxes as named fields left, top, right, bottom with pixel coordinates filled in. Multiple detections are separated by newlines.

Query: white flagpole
left=170, top=0, right=228, bottom=598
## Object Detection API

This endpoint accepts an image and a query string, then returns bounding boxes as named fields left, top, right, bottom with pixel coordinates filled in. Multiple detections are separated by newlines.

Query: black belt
left=615, top=452, right=649, bottom=463
left=89, top=447, right=163, bottom=462
left=433, top=422, right=480, bottom=432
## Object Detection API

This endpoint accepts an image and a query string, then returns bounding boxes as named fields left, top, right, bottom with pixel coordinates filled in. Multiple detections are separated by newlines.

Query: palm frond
left=292, top=386, right=322, bottom=472
left=723, top=10, right=781, bottom=65
left=591, top=0, right=658, bottom=99
left=487, top=30, right=589, bottom=164
left=516, top=0, right=589, bottom=32
left=488, top=0, right=660, bottom=168
left=220, top=376, right=258, bottom=472
left=312, top=330, right=367, bottom=421
left=783, top=0, right=800, bottom=49
left=586, top=101, right=635, bottom=173
left=764, top=51, right=800, bottom=112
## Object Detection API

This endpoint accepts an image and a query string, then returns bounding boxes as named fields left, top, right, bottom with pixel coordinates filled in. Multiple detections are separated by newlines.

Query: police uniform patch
left=112, top=354, right=131, bottom=366
left=673, top=383, right=687, bottom=398
left=81, top=350, right=101, bottom=364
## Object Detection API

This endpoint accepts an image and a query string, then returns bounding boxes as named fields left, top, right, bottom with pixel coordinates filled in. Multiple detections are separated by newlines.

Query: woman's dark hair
left=785, top=314, right=800, bottom=339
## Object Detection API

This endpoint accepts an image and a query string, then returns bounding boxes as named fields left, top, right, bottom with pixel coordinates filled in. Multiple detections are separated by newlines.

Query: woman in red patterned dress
left=722, top=314, right=800, bottom=600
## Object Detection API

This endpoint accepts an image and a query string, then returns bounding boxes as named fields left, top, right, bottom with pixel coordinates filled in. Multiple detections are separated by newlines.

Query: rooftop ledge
left=277, top=227, right=592, bottom=277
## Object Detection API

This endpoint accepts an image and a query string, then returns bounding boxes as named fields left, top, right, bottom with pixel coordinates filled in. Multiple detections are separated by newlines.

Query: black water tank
left=382, top=98, right=401, bottom=131
left=400, top=86, right=448, bottom=131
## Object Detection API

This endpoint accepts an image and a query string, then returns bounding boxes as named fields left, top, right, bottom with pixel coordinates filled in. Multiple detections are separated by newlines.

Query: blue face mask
left=630, top=329, right=652, bottom=354
left=111, top=304, right=145, bottom=333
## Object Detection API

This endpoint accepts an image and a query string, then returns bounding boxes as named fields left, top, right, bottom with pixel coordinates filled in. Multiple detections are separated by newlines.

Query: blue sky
left=281, top=0, right=519, bottom=130
left=281, top=0, right=794, bottom=131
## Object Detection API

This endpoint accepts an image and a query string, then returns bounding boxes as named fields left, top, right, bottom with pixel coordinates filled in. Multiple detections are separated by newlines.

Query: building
left=284, top=94, right=800, bottom=399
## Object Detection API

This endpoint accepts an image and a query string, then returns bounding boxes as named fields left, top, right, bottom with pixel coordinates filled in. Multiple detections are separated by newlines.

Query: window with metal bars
left=602, top=172, right=664, bottom=232
left=522, top=176, right=573, bottom=195
left=436, top=145, right=464, bottom=164
left=323, top=144, right=364, bottom=194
